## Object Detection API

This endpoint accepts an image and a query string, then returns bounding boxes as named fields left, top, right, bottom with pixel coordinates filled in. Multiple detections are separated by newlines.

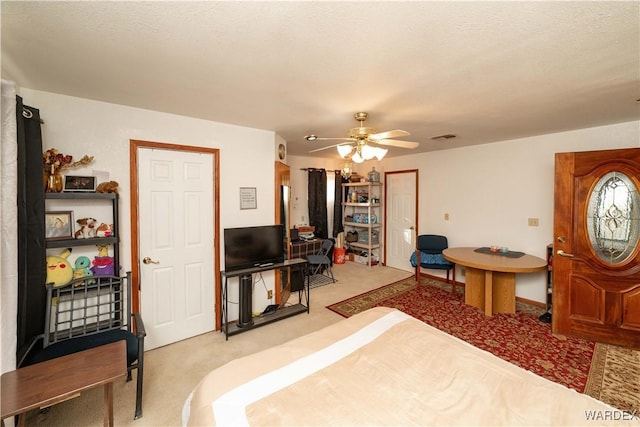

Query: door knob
left=556, top=250, right=574, bottom=258
left=143, top=256, right=159, bottom=264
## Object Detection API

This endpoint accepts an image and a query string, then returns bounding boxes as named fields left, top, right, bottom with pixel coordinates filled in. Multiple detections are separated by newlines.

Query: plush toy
left=91, top=255, right=115, bottom=277
left=96, top=223, right=113, bottom=237
left=96, top=180, right=119, bottom=193
left=96, top=244, right=110, bottom=257
left=75, top=217, right=97, bottom=239
left=72, top=256, right=94, bottom=282
left=46, top=248, right=74, bottom=287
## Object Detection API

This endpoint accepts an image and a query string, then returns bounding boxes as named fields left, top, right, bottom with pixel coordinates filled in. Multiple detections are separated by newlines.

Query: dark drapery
left=332, top=170, right=345, bottom=237
left=16, top=96, right=46, bottom=366
left=307, top=168, right=328, bottom=239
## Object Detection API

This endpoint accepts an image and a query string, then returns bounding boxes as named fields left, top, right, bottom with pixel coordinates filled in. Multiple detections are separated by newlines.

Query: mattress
left=183, top=307, right=639, bottom=426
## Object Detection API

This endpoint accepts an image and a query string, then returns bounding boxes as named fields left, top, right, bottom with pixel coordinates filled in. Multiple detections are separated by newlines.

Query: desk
left=443, top=247, right=547, bottom=316
left=1, top=340, right=126, bottom=427
left=220, top=258, right=310, bottom=339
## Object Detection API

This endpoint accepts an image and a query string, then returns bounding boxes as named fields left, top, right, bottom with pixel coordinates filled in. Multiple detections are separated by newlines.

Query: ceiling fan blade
left=369, top=129, right=410, bottom=140
left=374, top=139, right=420, bottom=149
left=308, top=137, right=356, bottom=142
left=309, top=143, right=354, bottom=153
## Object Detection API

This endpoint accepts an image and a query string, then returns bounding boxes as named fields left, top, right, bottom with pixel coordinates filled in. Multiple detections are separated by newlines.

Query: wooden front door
left=553, top=147, right=640, bottom=349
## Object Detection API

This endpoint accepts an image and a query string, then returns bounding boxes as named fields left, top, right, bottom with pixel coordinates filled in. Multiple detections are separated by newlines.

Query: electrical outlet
left=444, top=213, right=450, bottom=221
left=267, top=289, right=273, bottom=299
left=528, top=218, right=539, bottom=227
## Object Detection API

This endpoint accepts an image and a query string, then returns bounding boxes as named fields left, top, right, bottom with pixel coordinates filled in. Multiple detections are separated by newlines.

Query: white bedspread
left=183, top=307, right=639, bottom=426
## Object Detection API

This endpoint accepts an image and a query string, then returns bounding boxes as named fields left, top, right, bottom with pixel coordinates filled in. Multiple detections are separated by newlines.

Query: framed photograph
left=63, top=175, right=97, bottom=192
left=45, top=211, right=74, bottom=240
left=239, top=187, right=257, bottom=210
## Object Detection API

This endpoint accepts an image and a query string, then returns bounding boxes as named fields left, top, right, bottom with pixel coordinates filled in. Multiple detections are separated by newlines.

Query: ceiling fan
left=306, top=112, right=419, bottom=163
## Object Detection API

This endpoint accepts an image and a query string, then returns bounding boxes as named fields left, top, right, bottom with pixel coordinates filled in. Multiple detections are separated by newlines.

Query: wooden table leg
left=492, top=272, right=516, bottom=314
left=484, top=270, right=493, bottom=316
left=104, top=383, right=114, bottom=427
left=464, top=267, right=485, bottom=312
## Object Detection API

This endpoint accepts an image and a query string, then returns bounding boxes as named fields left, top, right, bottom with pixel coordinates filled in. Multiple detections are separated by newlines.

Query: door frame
left=384, top=169, right=419, bottom=269
left=129, top=140, right=221, bottom=329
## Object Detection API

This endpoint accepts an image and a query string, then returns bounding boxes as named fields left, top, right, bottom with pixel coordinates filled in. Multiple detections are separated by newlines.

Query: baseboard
left=515, top=296, right=546, bottom=309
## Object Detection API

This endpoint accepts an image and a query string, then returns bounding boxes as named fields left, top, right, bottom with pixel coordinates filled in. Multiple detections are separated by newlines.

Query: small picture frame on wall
left=63, top=175, right=97, bottom=192
left=239, top=187, right=257, bottom=210
left=45, top=211, right=74, bottom=240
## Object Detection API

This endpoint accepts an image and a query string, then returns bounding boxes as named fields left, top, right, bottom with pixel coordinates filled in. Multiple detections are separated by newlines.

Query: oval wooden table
left=443, top=247, right=547, bottom=316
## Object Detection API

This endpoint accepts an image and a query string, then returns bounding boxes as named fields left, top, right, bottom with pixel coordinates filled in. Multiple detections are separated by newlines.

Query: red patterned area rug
left=327, top=276, right=594, bottom=393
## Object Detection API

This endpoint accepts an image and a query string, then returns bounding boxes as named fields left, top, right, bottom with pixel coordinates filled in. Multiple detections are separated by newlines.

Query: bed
left=183, top=307, right=638, bottom=426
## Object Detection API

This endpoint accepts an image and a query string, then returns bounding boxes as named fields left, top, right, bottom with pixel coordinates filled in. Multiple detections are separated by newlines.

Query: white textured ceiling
left=2, top=1, right=639, bottom=160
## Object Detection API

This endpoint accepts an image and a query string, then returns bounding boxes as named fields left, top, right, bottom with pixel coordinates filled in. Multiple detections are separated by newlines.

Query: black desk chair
left=25, top=272, right=146, bottom=419
left=411, top=234, right=457, bottom=294
left=306, top=239, right=336, bottom=283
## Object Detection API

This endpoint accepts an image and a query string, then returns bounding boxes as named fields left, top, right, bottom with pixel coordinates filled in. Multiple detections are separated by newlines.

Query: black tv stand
left=220, top=258, right=309, bottom=340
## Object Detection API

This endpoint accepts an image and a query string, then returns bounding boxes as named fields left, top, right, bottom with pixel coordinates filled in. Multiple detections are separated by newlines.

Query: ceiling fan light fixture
left=351, top=151, right=365, bottom=163
left=361, top=144, right=377, bottom=160
left=337, top=144, right=353, bottom=158
left=374, top=147, right=388, bottom=160
left=307, top=112, right=418, bottom=157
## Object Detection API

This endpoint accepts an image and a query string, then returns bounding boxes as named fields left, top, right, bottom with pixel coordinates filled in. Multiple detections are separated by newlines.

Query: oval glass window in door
left=587, top=171, right=640, bottom=264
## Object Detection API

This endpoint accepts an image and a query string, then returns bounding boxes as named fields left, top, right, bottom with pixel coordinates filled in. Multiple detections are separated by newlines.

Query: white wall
left=289, top=121, right=640, bottom=303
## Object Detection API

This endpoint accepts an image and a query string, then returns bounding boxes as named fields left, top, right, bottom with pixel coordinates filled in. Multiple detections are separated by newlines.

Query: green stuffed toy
left=46, top=248, right=74, bottom=287
left=73, top=255, right=94, bottom=282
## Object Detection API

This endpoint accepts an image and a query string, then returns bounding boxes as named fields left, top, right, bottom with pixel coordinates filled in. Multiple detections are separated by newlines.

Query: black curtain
left=307, top=168, right=328, bottom=239
left=16, top=96, right=46, bottom=366
left=332, top=170, right=345, bottom=237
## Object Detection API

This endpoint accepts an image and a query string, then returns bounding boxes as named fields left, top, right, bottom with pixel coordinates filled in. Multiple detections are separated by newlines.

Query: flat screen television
left=224, top=225, right=285, bottom=272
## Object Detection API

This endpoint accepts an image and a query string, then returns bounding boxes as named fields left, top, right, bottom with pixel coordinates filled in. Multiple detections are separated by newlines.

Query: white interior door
left=385, top=171, right=417, bottom=272
left=138, top=147, right=215, bottom=350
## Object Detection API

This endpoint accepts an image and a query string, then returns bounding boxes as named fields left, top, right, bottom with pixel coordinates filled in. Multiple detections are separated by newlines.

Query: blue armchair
left=411, top=234, right=457, bottom=294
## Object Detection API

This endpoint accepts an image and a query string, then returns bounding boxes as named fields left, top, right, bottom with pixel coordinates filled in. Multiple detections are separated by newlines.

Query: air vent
left=430, top=134, right=457, bottom=141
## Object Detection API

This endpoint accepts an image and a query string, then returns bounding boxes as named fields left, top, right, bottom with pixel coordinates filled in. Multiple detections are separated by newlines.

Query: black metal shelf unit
left=45, top=192, right=120, bottom=276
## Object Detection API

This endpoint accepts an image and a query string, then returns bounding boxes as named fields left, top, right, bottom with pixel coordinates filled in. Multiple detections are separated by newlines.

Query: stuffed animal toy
left=46, top=248, right=74, bottom=287
left=96, top=223, right=113, bottom=237
left=96, top=181, right=119, bottom=193
left=91, top=255, right=115, bottom=277
left=75, top=217, right=97, bottom=239
left=96, top=244, right=110, bottom=257
left=72, top=256, right=94, bottom=282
